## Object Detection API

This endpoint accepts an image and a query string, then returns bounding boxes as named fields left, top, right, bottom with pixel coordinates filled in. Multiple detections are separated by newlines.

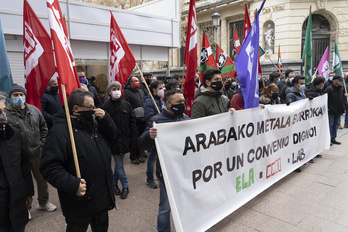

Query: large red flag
left=183, top=0, right=197, bottom=116
left=231, top=24, right=241, bottom=60
left=24, top=0, right=56, bottom=111
left=242, top=4, right=251, bottom=43
left=110, top=11, right=136, bottom=87
left=46, top=0, right=80, bottom=99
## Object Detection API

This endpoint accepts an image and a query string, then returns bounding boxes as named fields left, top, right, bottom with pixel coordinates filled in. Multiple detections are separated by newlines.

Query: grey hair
left=48, top=77, right=57, bottom=86
left=106, top=81, right=122, bottom=94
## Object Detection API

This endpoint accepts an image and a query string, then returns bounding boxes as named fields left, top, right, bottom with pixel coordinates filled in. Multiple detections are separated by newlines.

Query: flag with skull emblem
left=199, top=30, right=218, bottom=83
left=215, top=43, right=236, bottom=78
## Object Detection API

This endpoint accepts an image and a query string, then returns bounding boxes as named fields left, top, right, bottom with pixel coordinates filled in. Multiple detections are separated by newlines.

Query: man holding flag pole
left=40, top=0, right=118, bottom=230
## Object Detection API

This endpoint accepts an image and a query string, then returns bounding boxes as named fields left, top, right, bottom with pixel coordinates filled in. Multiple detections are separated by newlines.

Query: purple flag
left=235, top=0, right=266, bottom=109
left=317, top=46, right=330, bottom=80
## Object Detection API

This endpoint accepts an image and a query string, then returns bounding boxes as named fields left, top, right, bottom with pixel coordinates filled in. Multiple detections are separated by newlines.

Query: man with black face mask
left=138, top=89, right=190, bottom=232
left=191, top=69, right=229, bottom=119
left=0, top=93, right=34, bottom=232
left=40, top=77, right=61, bottom=130
left=40, top=89, right=117, bottom=231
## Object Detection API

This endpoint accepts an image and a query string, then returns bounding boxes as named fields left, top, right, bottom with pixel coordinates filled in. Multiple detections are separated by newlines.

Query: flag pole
left=341, top=67, right=348, bottom=102
left=61, top=84, right=81, bottom=178
left=264, top=52, right=279, bottom=70
left=135, top=63, right=160, bottom=114
left=304, top=54, right=307, bottom=76
left=181, top=63, right=186, bottom=91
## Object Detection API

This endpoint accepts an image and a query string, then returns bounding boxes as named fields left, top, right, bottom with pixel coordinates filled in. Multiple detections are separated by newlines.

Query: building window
left=229, top=20, right=244, bottom=57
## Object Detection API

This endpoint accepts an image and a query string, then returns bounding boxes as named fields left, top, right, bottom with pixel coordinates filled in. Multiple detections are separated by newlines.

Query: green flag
left=259, top=46, right=265, bottom=57
left=332, top=39, right=342, bottom=75
left=302, top=7, right=312, bottom=84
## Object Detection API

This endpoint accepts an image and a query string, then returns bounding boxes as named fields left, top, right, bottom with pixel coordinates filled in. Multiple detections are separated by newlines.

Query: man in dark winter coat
left=123, top=76, right=146, bottom=164
left=138, top=89, right=190, bottom=232
left=305, top=76, right=325, bottom=99
left=102, top=81, right=137, bottom=199
left=0, top=93, right=34, bottom=232
left=140, top=73, right=152, bottom=96
left=40, top=89, right=117, bottom=231
left=324, top=75, right=348, bottom=145
left=87, top=76, right=102, bottom=108
left=6, top=84, right=56, bottom=213
left=143, top=80, right=164, bottom=189
left=279, top=69, right=295, bottom=103
left=40, top=77, right=61, bottom=130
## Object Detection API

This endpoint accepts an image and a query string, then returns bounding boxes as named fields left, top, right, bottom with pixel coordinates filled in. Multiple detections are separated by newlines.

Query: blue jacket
left=143, top=95, right=164, bottom=123
left=138, top=109, right=190, bottom=179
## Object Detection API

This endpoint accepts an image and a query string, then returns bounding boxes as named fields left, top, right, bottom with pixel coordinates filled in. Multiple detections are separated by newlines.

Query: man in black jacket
left=123, top=76, right=146, bottom=164
left=138, top=89, right=190, bottom=232
left=0, top=93, right=34, bottom=232
left=102, top=81, right=137, bottom=199
left=40, top=77, right=61, bottom=130
left=6, top=84, right=56, bottom=213
left=305, top=76, right=325, bottom=99
left=40, top=89, right=117, bottom=231
left=324, top=75, right=348, bottom=145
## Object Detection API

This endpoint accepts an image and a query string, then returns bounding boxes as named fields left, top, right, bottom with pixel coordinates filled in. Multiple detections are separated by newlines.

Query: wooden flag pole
left=264, top=52, right=280, bottom=71
left=226, top=62, right=236, bottom=79
left=61, top=84, right=81, bottom=178
left=181, top=63, right=186, bottom=91
left=340, top=67, right=348, bottom=102
left=136, top=63, right=160, bottom=114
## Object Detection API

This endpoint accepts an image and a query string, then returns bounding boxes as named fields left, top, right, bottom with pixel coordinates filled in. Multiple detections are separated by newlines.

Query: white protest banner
left=154, top=95, right=330, bottom=232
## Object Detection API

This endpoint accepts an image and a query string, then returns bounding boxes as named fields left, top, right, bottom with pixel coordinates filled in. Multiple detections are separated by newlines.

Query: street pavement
left=26, top=128, right=348, bottom=232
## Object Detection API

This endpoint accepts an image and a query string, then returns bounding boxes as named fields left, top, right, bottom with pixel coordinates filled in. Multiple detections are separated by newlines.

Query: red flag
left=23, top=0, right=56, bottom=111
left=215, top=43, right=236, bottom=78
left=110, top=11, right=136, bottom=87
left=183, top=0, right=197, bottom=116
left=242, top=4, right=251, bottom=43
left=199, top=30, right=218, bottom=83
left=231, top=24, right=241, bottom=60
left=46, top=0, right=80, bottom=99
left=278, top=44, right=282, bottom=73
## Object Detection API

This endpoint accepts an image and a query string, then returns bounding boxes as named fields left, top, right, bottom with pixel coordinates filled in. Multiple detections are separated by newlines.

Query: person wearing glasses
left=40, top=89, right=118, bottom=231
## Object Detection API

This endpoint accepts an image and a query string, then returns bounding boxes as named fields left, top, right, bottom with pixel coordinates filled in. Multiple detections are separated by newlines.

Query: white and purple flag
left=235, top=0, right=266, bottom=109
left=317, top=46, right=330, bottom=80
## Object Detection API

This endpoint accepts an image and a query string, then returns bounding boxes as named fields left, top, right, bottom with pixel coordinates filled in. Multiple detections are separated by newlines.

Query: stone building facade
left=170, top=0, right=348, bottom=77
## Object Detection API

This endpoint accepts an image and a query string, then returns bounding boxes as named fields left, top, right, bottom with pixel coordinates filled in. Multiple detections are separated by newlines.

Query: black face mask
left=271, top=92, right=279, bottom=99
left=224, top=81, right=232, bottom=89
left=171, top=103, right=185, bottom=115
left=78, top=110, right=95, bottom=123
left=50, top=86, right=58, bottom=94
left=145, top=79, right=152, bottom=85
left=210, top=81, right=223, bottom=91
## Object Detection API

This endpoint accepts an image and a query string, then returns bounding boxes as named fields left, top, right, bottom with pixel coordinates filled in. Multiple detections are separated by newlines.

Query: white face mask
left=157, top=89, right=164, bottom=97
left=111, top=90, right=121, bottom=99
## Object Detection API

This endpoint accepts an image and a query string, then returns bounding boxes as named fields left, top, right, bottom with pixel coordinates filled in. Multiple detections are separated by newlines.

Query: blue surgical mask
left=299, top=84, right=306, bottom=92
left=289, top=78, right=294, bottom=84
left=12, top=97, right=25, bottom=107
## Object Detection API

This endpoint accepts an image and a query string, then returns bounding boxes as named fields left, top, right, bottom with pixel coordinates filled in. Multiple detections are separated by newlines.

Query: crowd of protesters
left=1, top=67, right=347, bottom=232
